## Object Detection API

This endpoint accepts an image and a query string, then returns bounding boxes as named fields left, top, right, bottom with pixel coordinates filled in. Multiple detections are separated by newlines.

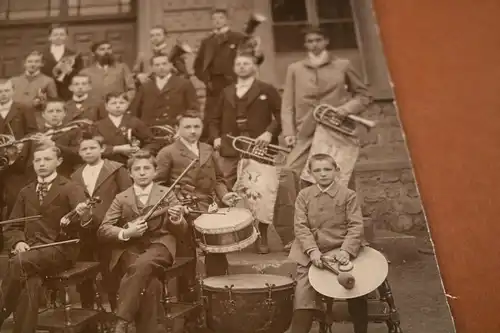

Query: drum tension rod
left=264, top=283, right=276, bottom=307
left=222, top=285, right=236, bottom=314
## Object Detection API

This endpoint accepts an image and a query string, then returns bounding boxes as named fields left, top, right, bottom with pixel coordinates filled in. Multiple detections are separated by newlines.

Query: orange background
left=373, top=1, right=500, bottom=331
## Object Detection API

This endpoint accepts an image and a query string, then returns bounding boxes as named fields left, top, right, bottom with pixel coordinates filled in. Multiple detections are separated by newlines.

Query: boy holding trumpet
left=98, top=150, right=187, bottom=333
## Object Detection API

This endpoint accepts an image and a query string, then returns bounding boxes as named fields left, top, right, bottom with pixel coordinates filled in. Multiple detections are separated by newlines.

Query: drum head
left=308, top=247, right=388, bottom=299
left=194, top=207, right=253, bottom=234
left=203, top=274, right=294, bottom=292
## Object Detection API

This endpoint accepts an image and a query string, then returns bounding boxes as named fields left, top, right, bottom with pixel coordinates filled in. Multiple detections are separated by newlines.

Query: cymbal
left=308, top=247, right=389, bottom=299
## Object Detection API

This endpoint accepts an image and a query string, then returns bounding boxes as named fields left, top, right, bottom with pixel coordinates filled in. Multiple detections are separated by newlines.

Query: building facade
left=0, top=0, right=423, bottom=232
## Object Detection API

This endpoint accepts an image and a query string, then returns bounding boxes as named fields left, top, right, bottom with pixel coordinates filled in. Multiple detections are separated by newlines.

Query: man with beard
left=79, top=41, right=136, bottom=119
left=133, top=25, right=189, bottom=84
left=41, top=24, right=84, bottom=101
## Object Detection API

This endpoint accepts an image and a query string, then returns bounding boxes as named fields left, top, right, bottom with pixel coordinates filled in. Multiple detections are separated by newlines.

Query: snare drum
left=202, top=274, right=295, bottom=333
left=193, top=207, right=258, bottom=253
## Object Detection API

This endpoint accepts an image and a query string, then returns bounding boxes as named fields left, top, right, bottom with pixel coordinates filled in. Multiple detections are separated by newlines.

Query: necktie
left=37, top=182, right=50, bottom=203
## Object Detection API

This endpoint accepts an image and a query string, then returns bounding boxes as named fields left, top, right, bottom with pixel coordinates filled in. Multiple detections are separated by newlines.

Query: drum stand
left=317, top=279, right=403, bottom=333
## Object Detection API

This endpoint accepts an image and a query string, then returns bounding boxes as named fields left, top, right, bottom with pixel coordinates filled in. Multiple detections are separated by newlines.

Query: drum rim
left=198, top=229, right=258, bottom=253
left=202, top=274, right=295, bottom=292
left=194, top=207, right=254, bottom=234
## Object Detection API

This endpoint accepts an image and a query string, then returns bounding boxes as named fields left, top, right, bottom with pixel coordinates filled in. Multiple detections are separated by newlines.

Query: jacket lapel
left=94, top=160, right=123, bottom=193
left=122, top=186, right=140, bottom=215
left=25, top=182, right=41, bottom=210
left=176, top=139, right=198, bottom=160
left=243, top=80, right=262, bottom=107
left=225, top=85, right=237, bottom=108
left=147, top=183, right=165, bottom=207
left=4, top=103, right=20, bottom=127
left=198, top=143, right=211, bottom=167
left=41, top=176, right=65, bottom=208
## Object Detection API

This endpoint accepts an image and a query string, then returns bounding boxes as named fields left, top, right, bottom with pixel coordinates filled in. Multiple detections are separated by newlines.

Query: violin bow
left=0, top=215, right=42, bottom=226
left=143, top=158, right=198, bottom=222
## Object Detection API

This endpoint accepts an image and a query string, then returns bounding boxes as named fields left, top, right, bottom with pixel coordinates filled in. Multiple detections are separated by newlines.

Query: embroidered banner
left=300, top=124, right=360, bottom=187
left=233, top=158, right=280, bottom=225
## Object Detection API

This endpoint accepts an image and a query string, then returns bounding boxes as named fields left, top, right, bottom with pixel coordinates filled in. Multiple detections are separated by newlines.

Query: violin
left=125, top=159, right=198, bottom=233
left=59, top=196, right=102, bottom=239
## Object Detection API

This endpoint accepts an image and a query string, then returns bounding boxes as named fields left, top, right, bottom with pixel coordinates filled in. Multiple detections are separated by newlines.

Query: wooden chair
left=316, top=279, right=403, bottom=333
left=36, top=261, right=108, bottom=333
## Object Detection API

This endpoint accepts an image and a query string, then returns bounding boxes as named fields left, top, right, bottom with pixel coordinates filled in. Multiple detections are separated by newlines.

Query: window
left=0, top=0, right=135, bottom=22
left=271, top=0, right=357, bottom=52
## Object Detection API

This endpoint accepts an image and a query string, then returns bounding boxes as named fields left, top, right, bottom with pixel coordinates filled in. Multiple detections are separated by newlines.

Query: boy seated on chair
left=0, top=142, right=92, bottom=333
left=97, top=149, right=188, bottom=333
left=288, top=153, right=368, bottom=333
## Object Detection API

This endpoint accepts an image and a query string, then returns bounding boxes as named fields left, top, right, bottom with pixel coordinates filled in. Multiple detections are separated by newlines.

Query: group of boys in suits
left=0, top=3, right=373, bottom=333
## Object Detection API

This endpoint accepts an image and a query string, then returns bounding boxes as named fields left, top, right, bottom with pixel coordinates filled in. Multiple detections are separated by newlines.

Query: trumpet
left=227, top=134, right=291, bottom=165
left=150, top=124, right=177, bottom=142
left=53, top=54, right=77, bottom=81
left=313, top=104, right=376, bottom=137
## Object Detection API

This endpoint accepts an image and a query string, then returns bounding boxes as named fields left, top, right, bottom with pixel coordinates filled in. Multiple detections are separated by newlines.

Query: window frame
left=0, top=0, right=137, bottom=27
left=271, top=0, right=358, bottom=52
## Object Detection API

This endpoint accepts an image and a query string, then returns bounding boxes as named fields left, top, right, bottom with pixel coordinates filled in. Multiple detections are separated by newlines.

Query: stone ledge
left=355, top=159, right=411, bottom=172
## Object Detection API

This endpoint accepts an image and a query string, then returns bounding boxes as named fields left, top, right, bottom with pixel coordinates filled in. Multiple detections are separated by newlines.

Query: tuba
left=313, top=104, right=376, bottom=137
left=52, top=54, right=77, bottom=82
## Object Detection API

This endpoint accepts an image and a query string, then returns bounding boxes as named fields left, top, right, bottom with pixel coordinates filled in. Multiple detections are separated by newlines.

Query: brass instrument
left=52, top=54, right=77, bottom=82
left=33, top=87, right=48, bottom=109
left=150, top=124, right=176, bottom=142
left=313, top=104, right=376, bottom=137
left=0, top=119, right=93, bottom=170
left=169, top=40, right=193, bottom=64
left=240, top=13, right=266, bottom=56
left=227, top=134, right=291, bottom=165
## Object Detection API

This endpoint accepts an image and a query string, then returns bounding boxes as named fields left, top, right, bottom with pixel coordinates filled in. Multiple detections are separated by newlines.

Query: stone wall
left=354, top=101, right=426, bottom=233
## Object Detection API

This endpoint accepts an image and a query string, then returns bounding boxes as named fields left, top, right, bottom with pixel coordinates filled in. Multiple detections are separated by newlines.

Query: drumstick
left=321, top=256, right=355, bottom=290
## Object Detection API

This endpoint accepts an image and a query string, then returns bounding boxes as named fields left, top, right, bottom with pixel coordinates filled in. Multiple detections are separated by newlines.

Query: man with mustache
left=79, top=41, right=136, bottom=120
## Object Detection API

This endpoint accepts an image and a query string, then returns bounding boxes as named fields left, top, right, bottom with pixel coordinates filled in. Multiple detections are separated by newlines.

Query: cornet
left=313, top=104, right=376, bottom=137
left=227, top=134, right=291, bottom=165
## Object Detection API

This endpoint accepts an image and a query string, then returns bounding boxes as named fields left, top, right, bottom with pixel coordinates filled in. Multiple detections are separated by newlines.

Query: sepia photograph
left=0, top=0, right=456, bottom=332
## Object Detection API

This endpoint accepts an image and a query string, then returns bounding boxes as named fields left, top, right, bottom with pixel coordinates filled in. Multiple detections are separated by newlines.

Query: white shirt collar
left=214, top=26, right=229, bottom=34
left=133, top=182, right=154, bottom=196
left=316, top=181, right=335, bottom=193
left=50, top=44, right=65, bottom=51
left=108, top=114, right=124, bottom=127
left=96, top=63, right=109, bottom=70
left=25, top=71, right=41, bottom=77
left=38, top=172, right=58, bottom=184
left=153, top=43, right=167, bottom=52
left=308, top=51, right=329, bottom=66
left=156, top=73, right=171, bottom=81
left=73, top=94, right=88, bottom=103
left=84, top=159, right=104, bottom=170
left=236, top=76, right=255, bottom=87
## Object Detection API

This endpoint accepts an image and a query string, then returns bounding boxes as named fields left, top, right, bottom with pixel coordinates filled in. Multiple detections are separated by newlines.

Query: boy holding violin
left=0, top=142, right=92, bottom=333
left=288, top=153, right=368, bottom=333
left=98, top=149, right=187, bottom=333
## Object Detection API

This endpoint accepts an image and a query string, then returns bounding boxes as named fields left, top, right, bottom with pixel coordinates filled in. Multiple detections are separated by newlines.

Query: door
left=0, top=0, right=137, bottom=78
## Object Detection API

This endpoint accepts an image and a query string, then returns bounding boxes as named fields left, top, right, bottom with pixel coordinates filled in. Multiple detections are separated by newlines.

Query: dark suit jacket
left=95, top=115, right=157, bottom=164
left=41, top=47, right=84, bottom=101
left=97, top=183, right=188, bottom=270
left=4, top=175, right=87, bottom=259
left=64, top=99, right=99, bottom=123
left=0, top=102, right=38, bottom=171
left=71, top=159, right=132, bottom=229
left=41, top=124, right=82, bottom=178
left=209, top=80, right=282, bottom=157
left=194, top=30, right=264, bottom=85
left=130, top=75, right=199, bottom=127
left=155, top=139, right=228, bottom=206
left=133, top=44, right=189, bottom=79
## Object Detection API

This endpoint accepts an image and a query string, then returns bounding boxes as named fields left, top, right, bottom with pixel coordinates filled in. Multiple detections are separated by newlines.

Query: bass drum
left=202, top=274, right=294, bottom=333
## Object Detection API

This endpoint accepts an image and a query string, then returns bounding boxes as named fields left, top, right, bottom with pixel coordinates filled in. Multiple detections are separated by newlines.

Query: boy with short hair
left=98, top=150, right=187, bottom=333
left=37, top=98, right=82, bottom=177
left=288, top=153, right=368, bottom=333
left=11, top=51, right=58, bottom=114
left=0, top=142, right=91, bottom=333
left=65, top=74, right=99, bottom=122
left=95, top=92, right=156, bottom=165
left=155, top=110, right=240, bottom=278
left=72, top=132, right=132, bottom=311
